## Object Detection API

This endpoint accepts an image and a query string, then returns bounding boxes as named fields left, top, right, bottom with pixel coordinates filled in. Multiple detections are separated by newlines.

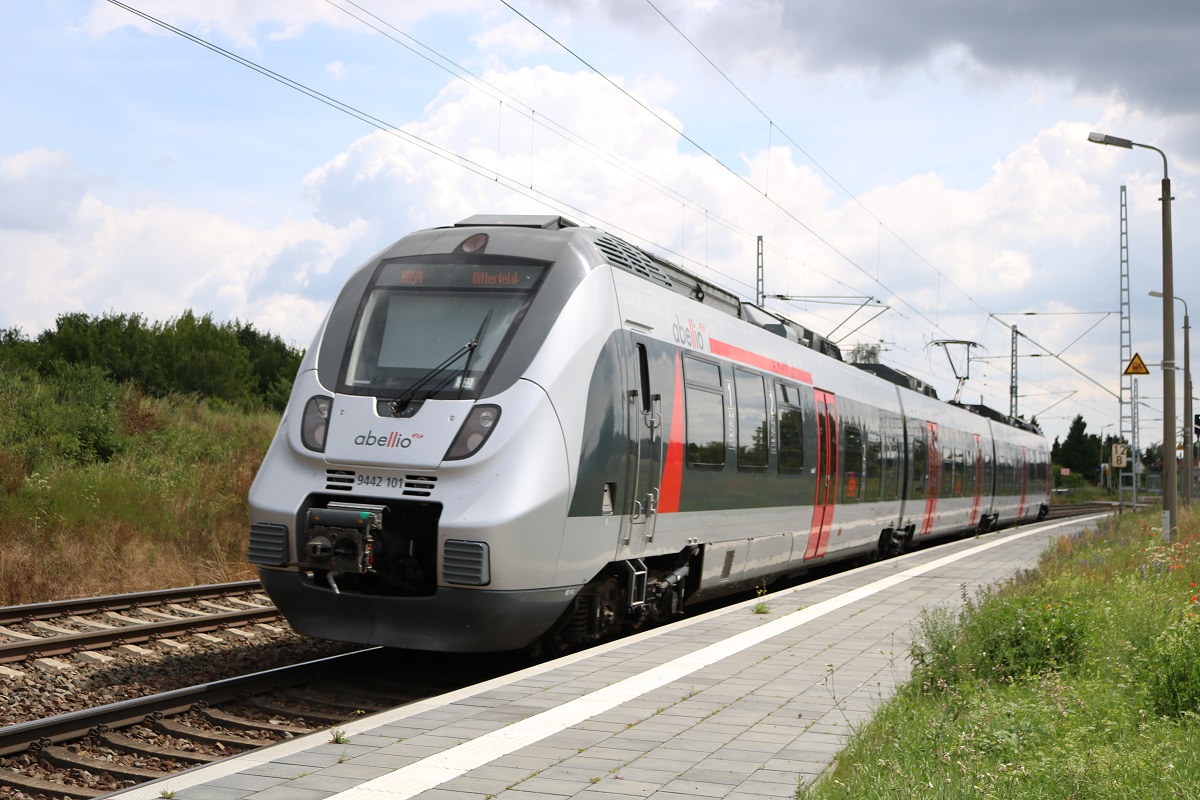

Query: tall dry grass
left=0, top=378, right=279, bottom=605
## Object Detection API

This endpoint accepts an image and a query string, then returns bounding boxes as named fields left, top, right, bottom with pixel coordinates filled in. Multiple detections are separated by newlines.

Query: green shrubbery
left=2, top=310, right=301, bottom=413
left=911, top=576, right=1089, bottom=687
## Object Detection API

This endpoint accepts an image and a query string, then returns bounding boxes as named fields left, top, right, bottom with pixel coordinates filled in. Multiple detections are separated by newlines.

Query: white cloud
left=0, top=150, right=365, bottom=346
left=0, top=149, right=92, bottom=233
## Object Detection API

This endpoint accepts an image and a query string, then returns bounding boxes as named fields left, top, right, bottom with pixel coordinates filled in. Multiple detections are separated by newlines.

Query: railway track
left=0, top=581, right=279, bottom=666
left=1045, top=500, right=1130, bottom=520
left=0, top=645, right=527, bottom=799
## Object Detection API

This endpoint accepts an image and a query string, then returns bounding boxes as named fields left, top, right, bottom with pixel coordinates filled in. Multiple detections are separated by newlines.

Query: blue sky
left=3, top=0, right=1199, bottom=448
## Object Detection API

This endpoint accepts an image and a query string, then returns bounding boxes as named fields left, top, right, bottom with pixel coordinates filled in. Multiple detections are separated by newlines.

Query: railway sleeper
left=199, top=705, right=313, bottom=736
left=97, top=730, right=222, bottom=765
left=152, top=716, right=262, bottom=749
left=244, top=695, right=358, bottom=726
left=0, top=765, right=106, bottom=800
left=36, top=744, right=166, bottom=784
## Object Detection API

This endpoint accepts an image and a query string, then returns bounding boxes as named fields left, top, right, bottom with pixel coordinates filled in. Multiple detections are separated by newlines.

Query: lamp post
left=1089, top=131, right=1176, bottom=539
left=1151, top=290, right=1191, bottom=506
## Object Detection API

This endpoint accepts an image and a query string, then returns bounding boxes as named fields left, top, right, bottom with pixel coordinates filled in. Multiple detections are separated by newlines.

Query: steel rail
left=0, top=647, right=382, bottom=757
left=0, top=606, right=281, bottom=664
left=0, top=580, right=263, bottom=627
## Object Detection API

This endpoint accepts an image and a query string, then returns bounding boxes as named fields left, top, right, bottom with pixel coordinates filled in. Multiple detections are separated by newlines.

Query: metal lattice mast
left=756, top=235, right=764, bottom=306
left=1119, top=185, right=1137, bottom=505
left=1120, top=186, right=1132, bottom=449
left=1010, top=325, right=1019, bottom=418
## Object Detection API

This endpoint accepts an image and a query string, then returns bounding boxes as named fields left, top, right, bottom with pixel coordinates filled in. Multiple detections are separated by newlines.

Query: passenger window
left=941, top=447, right=955, bottom=497
left=843, top=426, right=863, bottom=502
left=776, top=383, right=805, bottom=473
left=865, top=433, right=882, bottom=501
left=685, top=361, right=725, bottom=468
left=883, top=436, right=900, bottom=500
left=735, top=369, right=768, bottom=470
left=683, top=356, right=722, bottom=389
left=911, top=437, right=927, bottom=499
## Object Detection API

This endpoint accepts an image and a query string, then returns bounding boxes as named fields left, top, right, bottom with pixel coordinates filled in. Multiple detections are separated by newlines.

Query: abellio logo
left=671, top=316, right=707, bottom=351
left=355, top=430, right=414, bottom=449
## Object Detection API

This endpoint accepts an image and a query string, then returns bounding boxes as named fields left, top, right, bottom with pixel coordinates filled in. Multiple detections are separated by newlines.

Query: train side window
left=941, top=447, right=955, bottom=497
left=843, top=425, right=863, bottom=502
left=882, top=435, right=900, bottom=500
left=776, top=383, right=805, bottom=473
left=865, top=433, right=882, bottom=501
left=683, top=355, right=722, bottom=389
left=734, top=368, right=768, bottom=470
left=684, top=358, right=725, bottom=470
left=983, top=447, right=994, bottom=495
left=684, top=387, right=725, bottom=468
left=911, top=436, right=927, bottom=499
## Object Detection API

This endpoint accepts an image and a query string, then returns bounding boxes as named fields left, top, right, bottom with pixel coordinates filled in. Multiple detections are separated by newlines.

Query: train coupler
left=304, top=503, right=386, bottom=576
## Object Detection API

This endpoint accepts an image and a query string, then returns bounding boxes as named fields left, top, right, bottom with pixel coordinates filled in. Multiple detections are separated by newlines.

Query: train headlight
left=444, top=404, right=501, bottom=461
left=300, top=395, right=332, bottom=452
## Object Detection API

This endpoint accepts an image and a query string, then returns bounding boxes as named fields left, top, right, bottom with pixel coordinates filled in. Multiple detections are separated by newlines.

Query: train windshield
left=340, top=256, right=549, bottom=401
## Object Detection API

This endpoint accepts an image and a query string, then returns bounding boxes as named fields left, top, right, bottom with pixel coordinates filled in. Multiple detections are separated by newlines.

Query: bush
left=911, top=578, right=1088, bottom=686
left=6, top=310, right=303, bottom=411
left=1145, top=613, right=1200, bottom=717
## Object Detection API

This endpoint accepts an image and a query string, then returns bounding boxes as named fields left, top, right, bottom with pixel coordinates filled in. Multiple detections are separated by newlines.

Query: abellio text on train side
left=671, top=316, right=707, bottom=352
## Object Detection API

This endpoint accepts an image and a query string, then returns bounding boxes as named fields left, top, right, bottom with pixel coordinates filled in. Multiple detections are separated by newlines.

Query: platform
left=104, top=514, right=1102, bottom=800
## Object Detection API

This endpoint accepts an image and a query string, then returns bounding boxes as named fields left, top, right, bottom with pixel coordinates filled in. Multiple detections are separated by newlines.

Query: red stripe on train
left=658, top=353, right=686, bottom=513
left=708, top=339, right=813, bottom=384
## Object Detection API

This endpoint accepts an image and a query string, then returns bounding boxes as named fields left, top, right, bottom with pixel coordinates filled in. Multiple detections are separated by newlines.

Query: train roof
left=451, top=215, right=1042, bottom=438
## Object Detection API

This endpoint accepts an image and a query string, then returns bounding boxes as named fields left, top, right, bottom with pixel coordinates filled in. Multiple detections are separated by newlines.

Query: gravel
left=0, top=623, right=361, bottom=799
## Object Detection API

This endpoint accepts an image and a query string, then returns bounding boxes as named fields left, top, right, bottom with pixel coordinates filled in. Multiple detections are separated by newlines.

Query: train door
left=920, top=422, right=940, bottom=536
left=804, top=390, right=839, bottom=560
left=628, top=339, right=662, bottom=543
left=1017, top=445, right=1028, bottom=519
left=969, top=434, right=983, bottom=527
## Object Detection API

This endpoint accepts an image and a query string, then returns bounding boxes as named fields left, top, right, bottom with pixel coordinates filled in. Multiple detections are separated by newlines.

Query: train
left=248, top=214, right=1050, bottom=653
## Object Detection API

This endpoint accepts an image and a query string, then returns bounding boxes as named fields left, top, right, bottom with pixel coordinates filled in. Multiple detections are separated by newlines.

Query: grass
left=798, top=505, right=1200, bottom=799
left=0, top=369, right=277, bottom=605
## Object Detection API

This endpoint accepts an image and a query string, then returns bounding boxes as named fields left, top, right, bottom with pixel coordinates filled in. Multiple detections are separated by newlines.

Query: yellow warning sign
left=1124, top=353, right=1151, bottom=375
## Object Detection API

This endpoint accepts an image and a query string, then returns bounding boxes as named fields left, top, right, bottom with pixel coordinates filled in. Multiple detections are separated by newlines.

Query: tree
left=1058, top=415, right=1103, bottom=483
left=849, top=343, right=881, bottom=364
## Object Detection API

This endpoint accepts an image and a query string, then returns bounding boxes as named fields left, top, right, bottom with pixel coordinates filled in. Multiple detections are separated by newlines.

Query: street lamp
left=1151, top=290, right=1191, bottom=506
left=1089, top=131, right=1176, bottom=539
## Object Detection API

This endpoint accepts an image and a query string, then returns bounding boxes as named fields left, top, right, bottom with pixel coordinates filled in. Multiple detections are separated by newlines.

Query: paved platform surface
left=105, top=515, right=1102, bottom=800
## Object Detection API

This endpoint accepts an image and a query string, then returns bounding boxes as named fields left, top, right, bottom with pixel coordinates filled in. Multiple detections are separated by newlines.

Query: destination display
left=378, top=261, right=546, bottom=291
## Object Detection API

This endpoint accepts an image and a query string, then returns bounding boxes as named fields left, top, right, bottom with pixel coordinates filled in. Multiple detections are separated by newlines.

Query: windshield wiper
left=387, top=309, right=494, bottom=416
left=457, top=308, right=492, bottom=399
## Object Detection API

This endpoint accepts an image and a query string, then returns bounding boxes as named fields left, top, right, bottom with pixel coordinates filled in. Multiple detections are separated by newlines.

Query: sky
left=2, top=0, right=1199, bottom=450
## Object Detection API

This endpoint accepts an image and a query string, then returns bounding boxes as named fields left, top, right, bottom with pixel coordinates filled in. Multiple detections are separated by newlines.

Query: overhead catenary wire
left=102, top=0, right=1122, bottom=433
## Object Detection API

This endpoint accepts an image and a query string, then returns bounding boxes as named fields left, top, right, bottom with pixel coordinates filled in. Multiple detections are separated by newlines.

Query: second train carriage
left=248, top=214, right=1050, bottom=653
